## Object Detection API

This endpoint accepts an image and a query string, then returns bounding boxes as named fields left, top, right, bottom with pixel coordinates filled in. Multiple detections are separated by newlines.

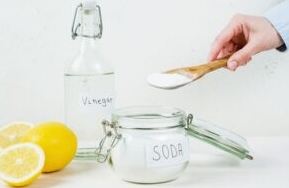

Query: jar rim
left=112, top=106, right=186, bottom=129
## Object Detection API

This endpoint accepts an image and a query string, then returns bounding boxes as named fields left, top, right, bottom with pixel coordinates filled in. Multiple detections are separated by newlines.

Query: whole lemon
left=22, top=122, right=77, bottom=173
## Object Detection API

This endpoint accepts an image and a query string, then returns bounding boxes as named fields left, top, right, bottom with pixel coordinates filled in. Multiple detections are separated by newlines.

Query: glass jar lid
left=112, top=106, right=186, bottom=130
left=186, top=114, right=253, bottom=160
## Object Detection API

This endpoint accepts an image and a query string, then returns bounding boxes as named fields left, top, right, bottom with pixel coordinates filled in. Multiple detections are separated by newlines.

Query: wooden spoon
left=147, top=55, right=229, bottom=89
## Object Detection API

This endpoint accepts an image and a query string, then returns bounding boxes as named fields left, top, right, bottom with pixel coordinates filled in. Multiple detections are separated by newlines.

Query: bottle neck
left=79, top=37, right=100, bottom=54
left=77, top=7, right=102, bottom=55
left=67, top=3, right=112, bottom=75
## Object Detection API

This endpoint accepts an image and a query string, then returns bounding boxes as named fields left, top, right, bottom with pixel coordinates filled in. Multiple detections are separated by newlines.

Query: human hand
left=208, top=14, right=284, bottom=71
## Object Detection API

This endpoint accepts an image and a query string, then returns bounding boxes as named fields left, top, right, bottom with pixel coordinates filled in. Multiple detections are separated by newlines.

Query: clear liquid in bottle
left=64, top=73, right=114, bottom=148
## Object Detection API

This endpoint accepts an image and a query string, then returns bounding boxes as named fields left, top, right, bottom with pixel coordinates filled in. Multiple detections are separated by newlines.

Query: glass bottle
left=65, top=2, right=115, bottom=153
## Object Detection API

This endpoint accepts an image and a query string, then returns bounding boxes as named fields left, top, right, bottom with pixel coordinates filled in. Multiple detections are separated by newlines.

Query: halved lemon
left=0, top=143, right=45, bottom=187
left=0, top=122, right=34, bottom=148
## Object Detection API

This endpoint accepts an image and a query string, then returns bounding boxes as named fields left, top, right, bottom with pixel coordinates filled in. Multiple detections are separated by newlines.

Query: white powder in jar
left=109, top=131, right=190, bottom=183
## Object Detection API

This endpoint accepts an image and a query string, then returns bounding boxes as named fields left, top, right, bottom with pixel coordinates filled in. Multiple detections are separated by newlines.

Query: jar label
left=78, top=91, right=114, bottom=114
left=145, top=137, right=190, bottom=167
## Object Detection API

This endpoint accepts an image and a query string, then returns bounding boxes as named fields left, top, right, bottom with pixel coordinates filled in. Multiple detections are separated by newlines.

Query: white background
left=0, top=0, right=288, bottom=136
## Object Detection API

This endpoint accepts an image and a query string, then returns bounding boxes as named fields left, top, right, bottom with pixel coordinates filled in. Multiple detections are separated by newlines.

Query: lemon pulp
left=0, top=143, right=45, bottom=187
left=0, top=122, right=34, bottom=148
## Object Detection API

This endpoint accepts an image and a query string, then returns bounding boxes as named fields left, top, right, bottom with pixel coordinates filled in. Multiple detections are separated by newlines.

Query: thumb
left=227, top=43, right=256, bottom=70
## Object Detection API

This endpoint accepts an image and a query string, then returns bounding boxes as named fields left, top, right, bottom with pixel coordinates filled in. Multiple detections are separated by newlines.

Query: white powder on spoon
left=147, top=73, right=192, bottom=89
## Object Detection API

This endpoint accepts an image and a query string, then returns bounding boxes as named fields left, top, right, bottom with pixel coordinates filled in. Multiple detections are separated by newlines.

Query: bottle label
left=145, top=137, right=190, bottom=167
left=78, top=91, right=114, bottom=114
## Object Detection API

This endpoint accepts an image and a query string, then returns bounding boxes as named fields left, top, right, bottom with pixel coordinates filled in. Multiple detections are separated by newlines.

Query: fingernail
left=227, top=61, right=238, bottom=71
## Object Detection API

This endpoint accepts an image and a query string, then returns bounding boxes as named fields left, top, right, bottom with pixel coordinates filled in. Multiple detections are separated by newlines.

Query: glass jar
left=108, top=106, right=190, bottom=183
left=76, top=106, right=252, bottom=184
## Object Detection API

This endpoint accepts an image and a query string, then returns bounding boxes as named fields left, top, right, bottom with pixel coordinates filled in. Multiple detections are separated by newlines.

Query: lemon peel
left=23, top=122, right=77, bottom=172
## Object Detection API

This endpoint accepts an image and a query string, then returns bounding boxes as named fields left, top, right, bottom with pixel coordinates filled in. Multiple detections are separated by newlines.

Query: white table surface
left=1, top=137, right=289, bottom=188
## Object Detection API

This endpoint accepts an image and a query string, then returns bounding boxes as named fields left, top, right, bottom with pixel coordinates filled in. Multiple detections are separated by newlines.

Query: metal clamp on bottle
left=71, top=3, right=103, bottom=39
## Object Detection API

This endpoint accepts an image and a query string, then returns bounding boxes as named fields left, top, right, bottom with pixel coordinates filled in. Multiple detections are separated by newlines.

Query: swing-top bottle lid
left=71, top=1, right=103, bottom=39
